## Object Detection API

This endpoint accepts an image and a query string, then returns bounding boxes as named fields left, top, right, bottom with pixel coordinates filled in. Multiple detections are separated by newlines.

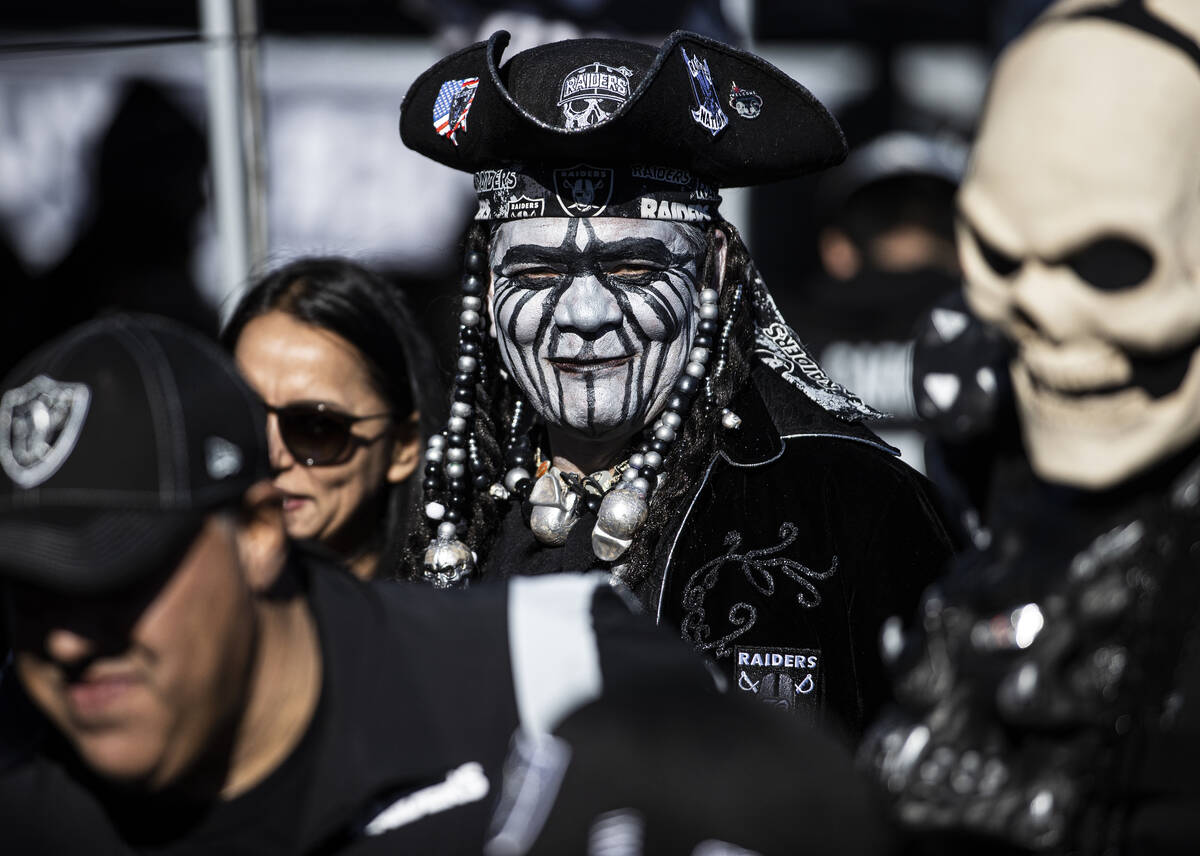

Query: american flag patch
left=432, top=77, right=480, bottom=145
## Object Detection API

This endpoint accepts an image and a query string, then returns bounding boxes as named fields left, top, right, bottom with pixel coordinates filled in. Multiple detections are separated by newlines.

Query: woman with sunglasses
left=222, top=257, right=438, bottom=579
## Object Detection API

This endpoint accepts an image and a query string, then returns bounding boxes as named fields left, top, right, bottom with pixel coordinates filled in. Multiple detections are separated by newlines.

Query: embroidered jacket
left=640, top=365, right=956, bottom=740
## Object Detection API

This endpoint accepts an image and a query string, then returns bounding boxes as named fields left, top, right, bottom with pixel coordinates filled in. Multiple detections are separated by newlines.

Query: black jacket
left=0, top=562, right=714, bottom=854
left=642, top=367, right=956, bottom=739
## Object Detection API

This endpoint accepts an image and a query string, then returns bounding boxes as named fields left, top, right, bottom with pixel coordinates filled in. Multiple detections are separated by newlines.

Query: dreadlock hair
left=620, top=219, right=756, bottom=590
left=399, top=218, right=758, bottom=588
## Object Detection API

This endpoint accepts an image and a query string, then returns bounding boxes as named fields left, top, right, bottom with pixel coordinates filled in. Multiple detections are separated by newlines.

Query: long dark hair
left=222, top=256, right=440, bottom=577
left=400, top=222, right=756, bottom=594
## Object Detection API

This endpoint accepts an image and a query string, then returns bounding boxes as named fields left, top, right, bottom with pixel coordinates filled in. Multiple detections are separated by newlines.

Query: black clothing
left=483, top=366, right=956, bottom=740
left=862, top=451, right=1200, bottom=855
left=649, top=367, right=955, bottom=739
left=488, top=499, right=601, bottom=578
left=0, top=558, right=715, bottom=854
left=498, top=685, right=895, bottom=856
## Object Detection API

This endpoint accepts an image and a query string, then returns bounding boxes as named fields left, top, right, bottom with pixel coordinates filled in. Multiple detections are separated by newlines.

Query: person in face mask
left=861, top=2, right=1200, bottom=852
left=396, top=30, right=957, bottom=740
left=794, top=131, right=969, bottom=475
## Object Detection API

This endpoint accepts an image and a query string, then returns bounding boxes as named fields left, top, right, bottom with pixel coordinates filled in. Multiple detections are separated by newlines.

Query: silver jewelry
left=587, top=283, right=720, bottom=561
left=528, top=468, right=581, bottom=546
left=423, top=521, right=474, bottom=588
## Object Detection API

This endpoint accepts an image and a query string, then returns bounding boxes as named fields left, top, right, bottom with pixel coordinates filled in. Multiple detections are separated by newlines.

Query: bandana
left=473, top=163, right=722, bottom=222
left=745, top=266, right=884, bottom=422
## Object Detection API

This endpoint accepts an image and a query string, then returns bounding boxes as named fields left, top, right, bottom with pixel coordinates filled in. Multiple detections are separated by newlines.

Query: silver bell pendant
left=592, top=480, right=649, bottom=561
left=423, top=521, right=475, bottom=588
left=528, top=469, right=581, bottom=546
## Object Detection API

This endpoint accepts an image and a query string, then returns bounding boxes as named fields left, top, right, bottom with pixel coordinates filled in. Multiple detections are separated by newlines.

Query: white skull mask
left=959, top=1, right=1200, bottom=490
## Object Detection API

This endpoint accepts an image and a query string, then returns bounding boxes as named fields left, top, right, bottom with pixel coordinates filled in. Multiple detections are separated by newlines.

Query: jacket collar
left=652, top=368, right=897, bottom=622
left=716, top=366, right=897, bottom=468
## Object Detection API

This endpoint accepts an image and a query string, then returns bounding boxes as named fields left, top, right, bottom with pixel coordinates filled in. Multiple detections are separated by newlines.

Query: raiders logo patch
left=557, top=61, right=634, bottom=131
left=0, top=374, right=91, bottom=489
left=680, top=47, right=728, bottom=136
left=553, top=164, right=614, bottom=216
left=734, top=645, right=821, bottom=721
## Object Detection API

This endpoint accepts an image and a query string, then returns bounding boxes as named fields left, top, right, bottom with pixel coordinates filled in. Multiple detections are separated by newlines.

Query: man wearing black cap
left=0, top=314, right=790, bottom=853
left=401, top=31, right=956, bottom=740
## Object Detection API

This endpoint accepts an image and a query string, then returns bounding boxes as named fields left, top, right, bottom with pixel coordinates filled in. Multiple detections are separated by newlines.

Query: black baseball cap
left=0, top=314, right=270, bottom=595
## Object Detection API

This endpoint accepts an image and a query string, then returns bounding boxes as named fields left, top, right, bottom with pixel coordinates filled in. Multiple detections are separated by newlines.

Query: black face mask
left=802, top=266, right=962, bottom=345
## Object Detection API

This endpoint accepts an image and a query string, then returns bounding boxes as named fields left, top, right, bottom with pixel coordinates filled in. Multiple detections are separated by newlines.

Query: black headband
left=1055, top=0, right=1200, bottom=74
left=473, top=163, right=722, bottom=222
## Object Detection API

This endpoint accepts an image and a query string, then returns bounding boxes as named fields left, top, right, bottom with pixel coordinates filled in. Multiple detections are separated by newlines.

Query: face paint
left=489, top=217, right=709, bottom=440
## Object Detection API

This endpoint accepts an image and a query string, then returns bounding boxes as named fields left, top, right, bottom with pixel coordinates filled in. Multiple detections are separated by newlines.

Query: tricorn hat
left=400, top=30, right=847, bottom=188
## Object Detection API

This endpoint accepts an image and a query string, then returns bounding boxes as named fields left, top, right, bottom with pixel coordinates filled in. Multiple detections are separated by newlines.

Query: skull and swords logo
left=557, top=61, right=634, bottom=131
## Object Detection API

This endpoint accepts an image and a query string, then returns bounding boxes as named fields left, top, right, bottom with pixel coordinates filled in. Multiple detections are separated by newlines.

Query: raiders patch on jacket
left=734, top=646, right=822, bottom=721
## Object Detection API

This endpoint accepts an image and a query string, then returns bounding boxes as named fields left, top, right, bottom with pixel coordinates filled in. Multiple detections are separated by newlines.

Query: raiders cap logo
left=0, top=374, right=91, bottom=489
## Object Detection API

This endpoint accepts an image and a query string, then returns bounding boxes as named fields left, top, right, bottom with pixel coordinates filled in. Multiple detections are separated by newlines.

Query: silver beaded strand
left=591, top=285, right=722, bottom=561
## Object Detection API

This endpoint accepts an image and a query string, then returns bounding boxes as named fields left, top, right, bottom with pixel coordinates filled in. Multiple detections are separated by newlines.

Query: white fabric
left=507, top=571, right=607, bottom=734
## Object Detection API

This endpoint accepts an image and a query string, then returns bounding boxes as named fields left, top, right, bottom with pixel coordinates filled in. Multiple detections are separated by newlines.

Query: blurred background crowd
left=0, top=0, right=1052, bottom=472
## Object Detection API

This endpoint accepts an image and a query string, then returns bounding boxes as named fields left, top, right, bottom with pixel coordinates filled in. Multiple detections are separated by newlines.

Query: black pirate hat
left=400, top=30, right=846, bottom=188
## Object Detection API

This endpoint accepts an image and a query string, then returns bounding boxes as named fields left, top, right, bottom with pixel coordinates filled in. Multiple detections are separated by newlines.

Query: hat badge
left=553, top=164, right=615, bottom=217
left=433, top=76, right=480, bottom=146
left=0, top=374, right=91, bottom=489
left=557, top=61, right=634, bottom=131
left=729, top=81, right=763, bottom=119
left=681, top=47, right=729, bottom=136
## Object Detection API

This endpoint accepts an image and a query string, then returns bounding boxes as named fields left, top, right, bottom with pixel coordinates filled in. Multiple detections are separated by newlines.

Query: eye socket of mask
left=965, top=222, right=1022, bottom=279
left=965, top=220, right=1156, bottom=292
left=1062, top=235, right=1156, bottom=292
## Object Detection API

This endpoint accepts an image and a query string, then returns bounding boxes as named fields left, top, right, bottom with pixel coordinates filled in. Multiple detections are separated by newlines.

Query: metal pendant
left=423, top=522, right=475, bottom=588
left=592, top=482, right=649, bottom=561
left=528, top=470, right=581, bottom=546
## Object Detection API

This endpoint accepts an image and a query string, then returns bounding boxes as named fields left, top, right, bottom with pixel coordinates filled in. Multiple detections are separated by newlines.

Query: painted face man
left=401, top=31, right=956, bottom=740
left=489, top=217, right=718, bottom=447
left=862, top=3, right=1200, bottom=852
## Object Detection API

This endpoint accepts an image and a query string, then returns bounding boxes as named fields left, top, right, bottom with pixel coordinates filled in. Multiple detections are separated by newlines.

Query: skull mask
left=959, top=2, right=1200, bottom=490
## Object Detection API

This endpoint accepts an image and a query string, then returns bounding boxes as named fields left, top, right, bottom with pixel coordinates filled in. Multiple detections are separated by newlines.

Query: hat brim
left=400, top=30, right=847, bottom=187
left=0, top=508, right=207, bottom=597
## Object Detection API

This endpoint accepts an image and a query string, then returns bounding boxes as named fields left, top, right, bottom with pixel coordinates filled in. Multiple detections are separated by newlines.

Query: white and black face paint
left=489, top=217, right=709, bottom=440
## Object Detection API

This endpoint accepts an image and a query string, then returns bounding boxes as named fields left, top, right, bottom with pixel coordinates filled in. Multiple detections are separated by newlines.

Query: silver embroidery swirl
left=679, top=522, right=839, bottom=659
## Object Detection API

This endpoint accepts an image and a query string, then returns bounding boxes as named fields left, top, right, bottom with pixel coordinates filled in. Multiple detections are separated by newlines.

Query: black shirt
left=0, top=558, right=716, bottom=854
left=485, top=500, right=603, bottom=579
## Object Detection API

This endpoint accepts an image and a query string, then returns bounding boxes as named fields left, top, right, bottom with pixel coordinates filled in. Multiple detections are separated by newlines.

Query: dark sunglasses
left=265, top=403, right=391, bottom=467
